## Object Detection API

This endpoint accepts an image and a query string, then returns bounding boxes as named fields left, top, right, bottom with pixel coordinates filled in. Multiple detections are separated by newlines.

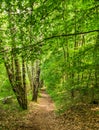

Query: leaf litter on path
left=0, top=90, right=99, bottom=130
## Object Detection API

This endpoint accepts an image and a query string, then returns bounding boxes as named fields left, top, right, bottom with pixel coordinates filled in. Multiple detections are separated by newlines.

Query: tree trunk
left=1, top=43, right=27, bottom=110
left=26, top=63, right=33, bottom=89
left=13, top=55, right=28, bottom=109
left=32, top=60, right=40, bottom=102
left=4, top=2, right=28, bottom=109
left=22, top=57, right=27, bottom=109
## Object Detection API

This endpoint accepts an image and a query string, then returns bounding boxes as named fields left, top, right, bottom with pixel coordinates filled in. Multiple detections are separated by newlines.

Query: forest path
left=19, top=89, right=62, bottom=130
left=18, top=89, right=99, bottom=130
left=0, top=89, right=99, bottom=130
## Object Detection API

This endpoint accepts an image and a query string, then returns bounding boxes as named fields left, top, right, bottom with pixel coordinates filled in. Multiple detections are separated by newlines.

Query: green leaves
left=82, top=0, right=94, bottom=4
left=0, top=0, right=99, bottom=111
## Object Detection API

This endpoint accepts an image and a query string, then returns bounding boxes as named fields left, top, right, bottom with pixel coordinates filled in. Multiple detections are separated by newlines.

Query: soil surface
left=0, top=89, right=99, bottom=130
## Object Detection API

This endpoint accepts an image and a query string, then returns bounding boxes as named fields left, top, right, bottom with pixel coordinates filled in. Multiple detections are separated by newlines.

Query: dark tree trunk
left=2, top=47, right=27, bottom=110
left=22, top=57, right=27, bottom=109
left=32, top=60, right=40, bottom=102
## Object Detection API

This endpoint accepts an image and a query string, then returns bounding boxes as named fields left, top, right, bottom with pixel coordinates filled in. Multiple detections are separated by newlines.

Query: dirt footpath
left=0, top=90, right=99, bottom=130
left=19, top=90, right=60, bottom=130
left=18, top=90, right=99, bottom=130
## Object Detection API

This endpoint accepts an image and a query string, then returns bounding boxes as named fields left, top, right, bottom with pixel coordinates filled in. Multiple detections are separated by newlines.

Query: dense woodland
left=0, top=0, right=99, bottom=112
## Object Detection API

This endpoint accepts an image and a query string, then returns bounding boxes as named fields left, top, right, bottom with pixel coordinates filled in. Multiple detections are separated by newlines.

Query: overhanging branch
left=37, top=29, right=99, bottom=44
left=0, top=29, right=99, bottom=54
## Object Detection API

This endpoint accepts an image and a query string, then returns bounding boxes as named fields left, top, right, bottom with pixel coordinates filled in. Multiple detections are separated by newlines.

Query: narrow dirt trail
left=19, top=90, right=62, bottom=130
left=0, top=89, right=99, bottom=130
left=18, top=89, right=99, bottom=130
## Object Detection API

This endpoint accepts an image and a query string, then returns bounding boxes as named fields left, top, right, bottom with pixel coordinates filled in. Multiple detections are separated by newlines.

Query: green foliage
left=0, top=0, right=99, bottom=110
left=0, top=64, right=14, bottom=99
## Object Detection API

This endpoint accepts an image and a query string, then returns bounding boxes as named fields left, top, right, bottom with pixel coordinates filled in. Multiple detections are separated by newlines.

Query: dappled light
left=0, top=0, right=99, bottom=129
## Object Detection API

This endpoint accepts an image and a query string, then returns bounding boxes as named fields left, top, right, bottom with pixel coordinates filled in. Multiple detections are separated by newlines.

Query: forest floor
left=0, top=89, right=99, bottom=130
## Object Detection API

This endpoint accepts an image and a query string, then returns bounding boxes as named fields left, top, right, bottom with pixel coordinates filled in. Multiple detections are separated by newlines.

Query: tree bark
left=32, top=60, right=40, bottom=102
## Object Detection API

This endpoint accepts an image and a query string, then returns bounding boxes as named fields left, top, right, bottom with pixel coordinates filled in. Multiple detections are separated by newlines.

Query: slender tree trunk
left=14, top=56, right=27, bottom=109
left=26, top=63, right=33, bottom=89
left=32, top=60, right=40, bottom=102
left=90, top=3, right=99, bottom=103
left=70, top=5, right=77, bottom=99
left=94, top=32, right=99, bottom=88
left=3, top=2, right=28, bottom=109
left=3, top=52, right=15, bottom=91
left=22, top=57, right=27, bottom=109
